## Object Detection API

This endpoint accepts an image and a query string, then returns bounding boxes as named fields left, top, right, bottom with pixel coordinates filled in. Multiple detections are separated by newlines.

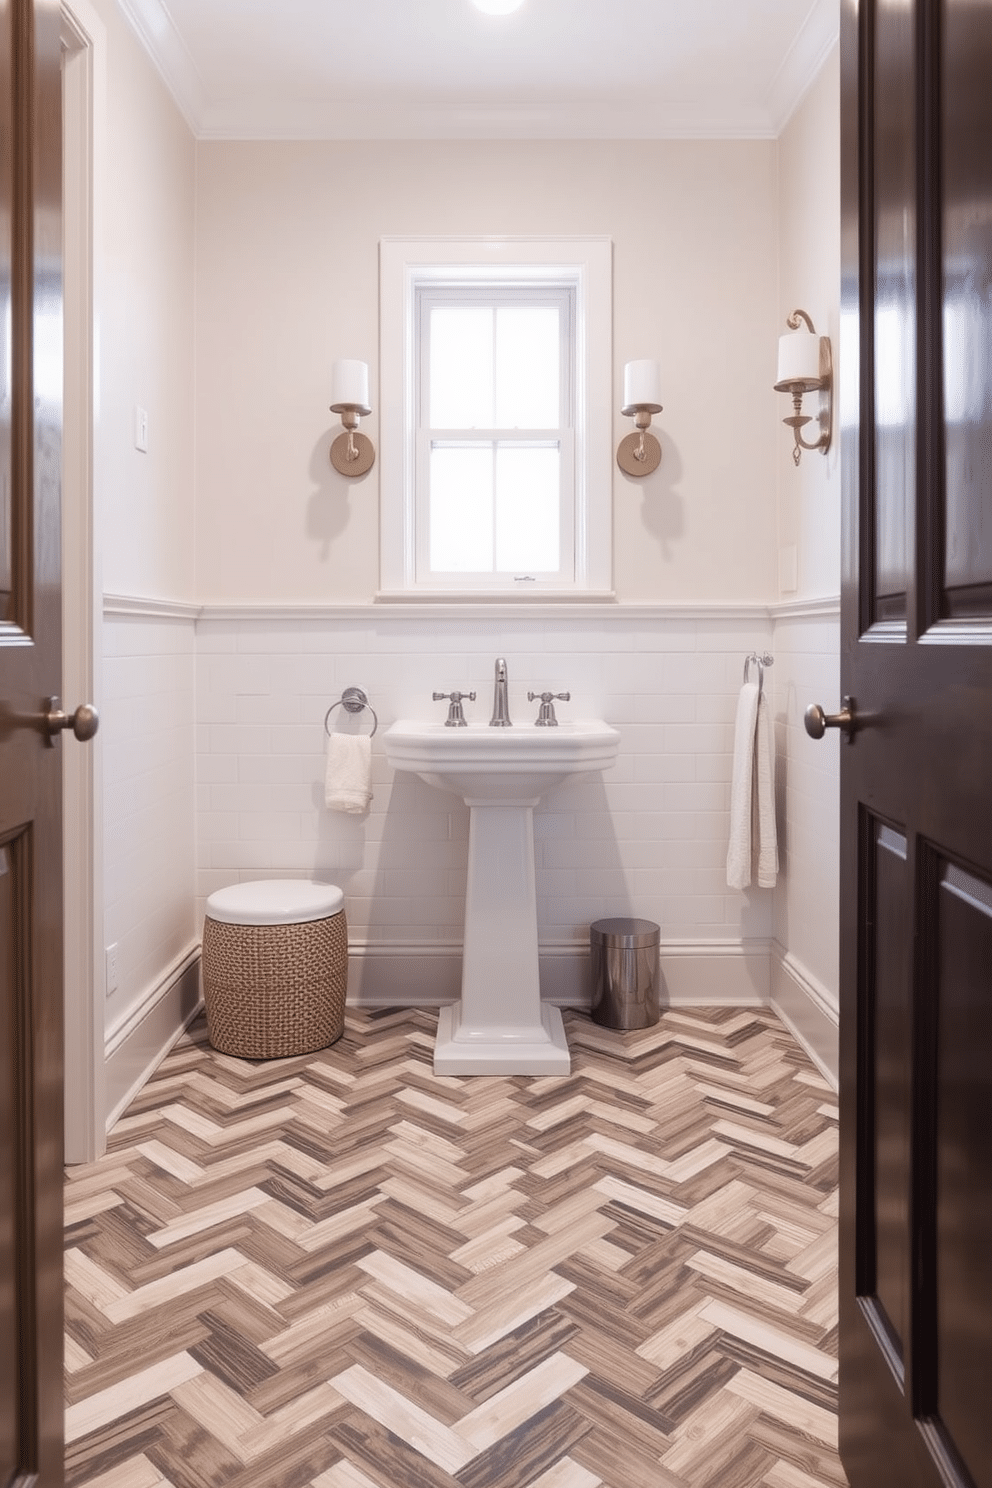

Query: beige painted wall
left=194, top=139, right=780, bottom=604
left=773, top=46, right=842, bottom=1014
left=94, top=0, right=197, bottom=601
left=88, top=0, right=198, bottom=1079
left=776, top=47, right=842, bottom=598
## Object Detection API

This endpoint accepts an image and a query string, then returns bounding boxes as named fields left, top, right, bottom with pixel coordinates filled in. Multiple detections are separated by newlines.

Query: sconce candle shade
left=330, top=358, right=372, bottom=415
left=622, top=359, right=663, bottom=415
left=775, top=331, right=822, bottom=392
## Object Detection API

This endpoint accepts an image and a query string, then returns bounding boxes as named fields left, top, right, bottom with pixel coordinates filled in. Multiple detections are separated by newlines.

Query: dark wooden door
left=0, top=0, right=66, bottom=1483
left=838, top=1, right=992, bottom=1485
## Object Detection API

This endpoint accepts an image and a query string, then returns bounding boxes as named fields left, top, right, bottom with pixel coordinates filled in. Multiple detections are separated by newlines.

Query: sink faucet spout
left=490, top=657, right=512, bottom=727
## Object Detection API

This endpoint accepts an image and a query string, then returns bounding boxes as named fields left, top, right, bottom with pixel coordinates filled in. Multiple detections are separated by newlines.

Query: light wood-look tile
left=65, top=1006, right=843, bottom=1488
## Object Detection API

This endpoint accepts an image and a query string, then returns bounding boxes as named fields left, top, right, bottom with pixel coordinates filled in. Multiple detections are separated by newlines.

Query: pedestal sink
left=383, top=719, right=620, bottom=1076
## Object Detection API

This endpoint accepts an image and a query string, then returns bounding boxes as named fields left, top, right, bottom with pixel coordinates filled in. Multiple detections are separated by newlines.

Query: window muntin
left=427, top=301, right=563, bottom=429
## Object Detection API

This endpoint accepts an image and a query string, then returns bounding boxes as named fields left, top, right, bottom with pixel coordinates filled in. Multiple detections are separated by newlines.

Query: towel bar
left=324, top=686, right=378, bottom=737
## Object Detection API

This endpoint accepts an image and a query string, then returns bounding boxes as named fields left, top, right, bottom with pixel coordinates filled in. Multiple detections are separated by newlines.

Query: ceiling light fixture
left=472, top=0, right=525, bottom=14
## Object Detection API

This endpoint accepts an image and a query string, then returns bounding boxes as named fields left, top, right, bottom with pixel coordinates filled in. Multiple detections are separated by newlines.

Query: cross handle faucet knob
left=433, top=690, right=476, bottom=727
left=527, top=690, right=571, bottom=727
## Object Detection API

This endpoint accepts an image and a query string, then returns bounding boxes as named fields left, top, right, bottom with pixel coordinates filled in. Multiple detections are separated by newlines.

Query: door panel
left=873, top=0, right=915, bottom=618
left=942, top=1, right=992, bottom=610
left=934, top=861, right=992, bottom=1487
left=840, top=2, right=992, bottom=1485
left=0, top=0, right=65, bottom=1484
left=1, top=0, right=12, bottom=624
left=863, top=818, right=911, bottom=1379
left=0, top=836, right=22, bottom=1484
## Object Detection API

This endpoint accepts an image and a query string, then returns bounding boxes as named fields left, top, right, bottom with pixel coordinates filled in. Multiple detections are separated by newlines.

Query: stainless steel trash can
left=590, top=918, right=661, bottom=1030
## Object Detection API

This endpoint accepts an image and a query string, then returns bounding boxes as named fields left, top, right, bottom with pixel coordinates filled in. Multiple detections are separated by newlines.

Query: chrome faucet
left=490, top=657, right=512, bottom=727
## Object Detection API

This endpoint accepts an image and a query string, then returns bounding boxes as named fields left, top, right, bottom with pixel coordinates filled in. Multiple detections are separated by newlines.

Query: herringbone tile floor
left=64, top=1006, right=844, bottom=1488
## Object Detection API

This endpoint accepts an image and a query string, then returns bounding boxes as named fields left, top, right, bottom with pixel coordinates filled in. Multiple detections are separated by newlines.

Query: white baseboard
left=96, top=940, right=828, bottom=1132
left=104, top=946, right=203, bottom=1132
left=770, top=943, right=839, bottom=1089
left=345, top=938, right=771, bottom=1010
left=656, top=940, right=770, bottom=1006
left=345, top=940, right=462, bottom=1007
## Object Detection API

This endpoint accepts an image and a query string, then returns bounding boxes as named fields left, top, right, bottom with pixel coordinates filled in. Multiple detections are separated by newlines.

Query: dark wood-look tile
left=329, top=1418, right=464, bottom=1488
left=455, top=1399, right=591, bottom=1488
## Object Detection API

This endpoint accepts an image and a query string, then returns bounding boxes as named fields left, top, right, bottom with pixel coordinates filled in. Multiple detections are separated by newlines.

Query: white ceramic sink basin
left=383, top=717, right=620, bottom=1076
left=383, top=719, right=620, bottom=804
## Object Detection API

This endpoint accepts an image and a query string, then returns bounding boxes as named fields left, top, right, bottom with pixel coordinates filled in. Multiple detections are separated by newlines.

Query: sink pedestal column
left=434, top=798, right=570, bottom=1077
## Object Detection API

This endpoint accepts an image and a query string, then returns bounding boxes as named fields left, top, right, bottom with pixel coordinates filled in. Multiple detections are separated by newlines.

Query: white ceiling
left=118, top=0, right=839, bottom=142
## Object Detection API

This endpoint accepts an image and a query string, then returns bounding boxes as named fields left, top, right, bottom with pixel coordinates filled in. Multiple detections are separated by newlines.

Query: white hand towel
left=726, top=683, right=778, bottom=890
left=325, top=731, right=372, bottom=814
left=727, top=681, right=759, bottom=890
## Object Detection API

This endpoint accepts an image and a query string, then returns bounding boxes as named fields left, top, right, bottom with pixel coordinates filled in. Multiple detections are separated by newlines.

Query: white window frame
left=379, top=237, right=613, bottom=600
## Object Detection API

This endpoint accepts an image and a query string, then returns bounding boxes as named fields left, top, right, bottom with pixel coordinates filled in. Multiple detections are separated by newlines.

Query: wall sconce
left=617, top=359, right=663, bottom=476
left=774, top=311, right=833, bottom=466
left=329, top=359, right=375, bottom=477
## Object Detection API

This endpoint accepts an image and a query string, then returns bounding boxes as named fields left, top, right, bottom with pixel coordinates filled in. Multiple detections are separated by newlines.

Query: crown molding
left=114, top=0, right=836, bottom=144
left=115, top=0, right=205, bottom=133
left=766, top=0, right=839, bottom=135
left=193, top=107, right=786, bottom=144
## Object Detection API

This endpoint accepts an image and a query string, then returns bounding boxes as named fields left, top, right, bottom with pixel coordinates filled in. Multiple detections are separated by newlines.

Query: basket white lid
left=206, top=879, right=344, bottom=926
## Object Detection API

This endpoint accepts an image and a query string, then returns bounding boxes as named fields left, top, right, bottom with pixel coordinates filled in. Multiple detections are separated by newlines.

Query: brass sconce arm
left=782, top=383, right=830, bottom=463
left=786, top=308, right=817, bottom=335
left=330, top=404, right=375, bottom=477
left=618, top=406, right=662, bottom=474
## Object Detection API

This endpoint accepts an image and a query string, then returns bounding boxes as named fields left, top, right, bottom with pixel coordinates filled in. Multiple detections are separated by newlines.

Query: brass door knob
left=44, top=696, right=100, bottom=744
left=804, top=696, right=854, bottom=740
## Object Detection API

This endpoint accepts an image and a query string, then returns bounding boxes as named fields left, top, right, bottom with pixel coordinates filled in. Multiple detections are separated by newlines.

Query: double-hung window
left=380, top=239, right=613, bottom=599
left=419, top=284, right=573, bottom=584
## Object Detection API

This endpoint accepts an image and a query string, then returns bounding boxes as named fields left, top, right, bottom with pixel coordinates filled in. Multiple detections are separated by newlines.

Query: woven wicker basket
left=202, top=909, right=347, bottom=1058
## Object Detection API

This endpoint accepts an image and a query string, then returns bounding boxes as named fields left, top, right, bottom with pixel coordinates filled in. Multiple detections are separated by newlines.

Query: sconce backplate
left=330, top=431, right=376, bottom=477
left=617, top=431, right=662, bottom=477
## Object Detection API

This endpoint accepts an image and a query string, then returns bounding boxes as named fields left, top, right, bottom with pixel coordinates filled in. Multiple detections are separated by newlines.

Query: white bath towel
left=754, top=693, right=778, bottom=888
left=726, top=682, right=778, bottom=890
left=325, top=731, right=372, bottom=814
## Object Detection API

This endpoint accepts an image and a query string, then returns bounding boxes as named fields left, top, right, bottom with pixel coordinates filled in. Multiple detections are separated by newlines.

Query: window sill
left=374, top=589, right=618, bottom=606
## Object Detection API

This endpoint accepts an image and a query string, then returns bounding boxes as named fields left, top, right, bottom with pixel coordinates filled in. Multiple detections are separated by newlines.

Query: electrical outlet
left=106, top=942, right=119, bottom=996
left=134, top=405, right=149, bottom=453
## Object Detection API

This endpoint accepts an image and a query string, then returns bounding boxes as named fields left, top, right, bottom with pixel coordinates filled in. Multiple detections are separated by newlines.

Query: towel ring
left=743, top=652, right=774, bottom=698
left=324, top=686, right=378, bottom=738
